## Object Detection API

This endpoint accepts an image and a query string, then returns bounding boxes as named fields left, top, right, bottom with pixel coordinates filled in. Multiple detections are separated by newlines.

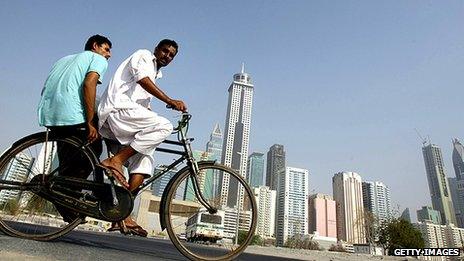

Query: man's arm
left=83, top=72, right=100, bottom=143
left=137, top=77, right=187, bottom=112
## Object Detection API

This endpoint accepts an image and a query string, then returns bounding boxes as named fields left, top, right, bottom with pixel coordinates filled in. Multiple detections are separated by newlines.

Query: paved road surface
left=0, top=226, right=417, bottom=260
left=0, top=229, right=303, bottom=260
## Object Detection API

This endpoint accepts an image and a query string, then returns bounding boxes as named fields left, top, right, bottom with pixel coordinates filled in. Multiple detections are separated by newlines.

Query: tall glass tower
left=221, top=64, right=254, bottom=207
left=205, top=123, right=223, bottom=198
left=452, top=139, right=464, bottom=180
left=206, top=123, right=223, bottom=161
left=422, top=142, right=456, bottom=225
left=247, top=152, right=264, bottom=188
left=266, top=144, right=286, bottom=190
left=452, top=138, right=464, bottom=227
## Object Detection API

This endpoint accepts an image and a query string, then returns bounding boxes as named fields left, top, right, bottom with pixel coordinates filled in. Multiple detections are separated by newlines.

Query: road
left=0, top=229, right=302, bottom=261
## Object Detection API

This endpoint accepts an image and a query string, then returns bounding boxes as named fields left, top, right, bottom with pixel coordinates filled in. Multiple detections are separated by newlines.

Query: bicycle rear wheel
left=0, top=132, right=92, bottom=240
left=164, top=161, right=257, bottom=261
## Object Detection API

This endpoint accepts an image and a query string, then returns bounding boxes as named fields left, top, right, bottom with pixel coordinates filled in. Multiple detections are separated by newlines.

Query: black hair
left=84, top=35, right=112, bottom=51
left=156, top=39, right=179, bottom=53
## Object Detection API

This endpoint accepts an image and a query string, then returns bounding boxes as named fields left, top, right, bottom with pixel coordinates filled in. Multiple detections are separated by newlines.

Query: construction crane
left=414, top=128, right=429, bottom=146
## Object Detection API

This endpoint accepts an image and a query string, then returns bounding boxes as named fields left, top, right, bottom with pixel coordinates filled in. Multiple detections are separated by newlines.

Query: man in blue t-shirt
left=37, top=34, right=112, bottom=222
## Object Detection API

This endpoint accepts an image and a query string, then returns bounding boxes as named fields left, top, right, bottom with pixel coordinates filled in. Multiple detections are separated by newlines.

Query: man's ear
left=91, top=42, right=99, bottom=51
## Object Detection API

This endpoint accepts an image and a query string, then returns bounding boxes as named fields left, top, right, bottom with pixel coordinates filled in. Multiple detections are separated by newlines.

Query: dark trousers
left=48, top=123, right=102, bottom=221
left=49, top=123, right=102, bottom=180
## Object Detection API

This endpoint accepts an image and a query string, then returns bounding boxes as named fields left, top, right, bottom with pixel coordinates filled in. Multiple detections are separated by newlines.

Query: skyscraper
left=417, top=206, right=442, bottom=225
left=247, top=152, right=264, bottom=188
left=332, top=171, right=366, bottom=244
left=422, top=143, right=457, bottom=225
left=206, top=123, right=223, bottom=161
left=151, top=166, right=178, bottom=197
left=266, top=144, right=285, bottom=190
left=400, top=208, right=411, bottom=222
left=253, top=186, right=276, bottom=238
left=362, top=181, right=392, bottom=224
left=276, top=167, right=309, bottom=246
left=452, top=139, right=464, bottom=180
left=0, top=153, right=34, bottom=204
left=452, top=138, right=464, bottom=227
left=308, top=193, right=337, bottom=238
left=205, top=123, right=223, bottom=198
left=220, top=65, right=254, bottom=207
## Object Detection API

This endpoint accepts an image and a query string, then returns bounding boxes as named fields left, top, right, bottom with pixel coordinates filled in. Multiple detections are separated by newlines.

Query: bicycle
left=0, top=113, right=257, bottom=261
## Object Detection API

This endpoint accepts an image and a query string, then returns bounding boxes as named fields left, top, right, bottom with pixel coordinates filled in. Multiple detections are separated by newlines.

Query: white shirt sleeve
left=129, top=50, right=156, bottom=82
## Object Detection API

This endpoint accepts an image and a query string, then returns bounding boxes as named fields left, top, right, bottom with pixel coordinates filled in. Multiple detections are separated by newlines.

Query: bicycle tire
left=0, top=131, right=92, bottom=241
left=163, top=161, right=257, bottom=261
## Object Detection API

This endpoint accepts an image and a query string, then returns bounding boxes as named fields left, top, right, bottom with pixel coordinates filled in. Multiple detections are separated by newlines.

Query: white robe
left=98, top=49, right=173, bottom=176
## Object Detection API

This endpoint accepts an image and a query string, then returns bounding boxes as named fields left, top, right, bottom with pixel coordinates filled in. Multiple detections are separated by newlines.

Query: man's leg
left=100, top=146, right=135, bottom=188
left=100, top=108, right=173, bottom=188
left=123, top=173, right=145, bottom=225
left=51, top=124, right=102, bottom=222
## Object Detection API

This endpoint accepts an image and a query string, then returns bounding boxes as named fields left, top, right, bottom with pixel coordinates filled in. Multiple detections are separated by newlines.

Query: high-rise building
left=276, top=167, right=309, bottom=246
left=422, top=143, right=457, bottom=225
left=223, top=207, right=252, bottom=239
left=414, top=221, right=464, bottom=249
left=416, top=206, right=442, bottom=225
left=0, top=143, right=57, bottom=205
left=253, top=186, right=276, bottom=238
left=205, top=123, right=223, bottom=198
left=0, top=153, right=34, bottom=204
left=266, top=144, right=285, bottom=190
left=151, top=166, right=178, bottom=197
left=332, top=171, right=366, bottom=244
left=247, top=152, right=264, bottom=188
left=183, top=150, right=211, bottom=201
left=400, top=208, right=412, bottom=222
left=448, top=177, right=464, bottom=227
left=308, top=193, right=337, bottom=239
left=452, top=139, right=464, bottom=180
left=452, top=138, right=464, bottom=228
left=220, top=65, right=254, bottom=208
left=362, top=181, right=392, bottom=224
left=206, top=123, right=223, bottom=161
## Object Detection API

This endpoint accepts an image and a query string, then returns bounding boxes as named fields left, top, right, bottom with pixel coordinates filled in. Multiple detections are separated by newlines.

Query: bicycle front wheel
left=0, top=132, right=91, bottom=241
left=164, top=162, right=257, bottom=261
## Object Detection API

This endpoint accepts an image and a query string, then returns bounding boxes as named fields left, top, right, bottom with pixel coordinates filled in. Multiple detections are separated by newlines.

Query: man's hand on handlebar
left=167, top=99, right=188, bottom=112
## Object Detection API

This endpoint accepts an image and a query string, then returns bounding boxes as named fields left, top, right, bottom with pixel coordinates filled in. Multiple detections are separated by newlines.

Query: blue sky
left=1, top=1, right=463, bottom=220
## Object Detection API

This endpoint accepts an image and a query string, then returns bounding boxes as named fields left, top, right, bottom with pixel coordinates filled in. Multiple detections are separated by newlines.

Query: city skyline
left=1, top=1, right=463, bottom=222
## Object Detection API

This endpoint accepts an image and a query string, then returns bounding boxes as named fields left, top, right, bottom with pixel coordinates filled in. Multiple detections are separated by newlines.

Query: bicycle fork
left=180, top=134, right=216, bottom=215
left=185, top=155, right=217, bottom=215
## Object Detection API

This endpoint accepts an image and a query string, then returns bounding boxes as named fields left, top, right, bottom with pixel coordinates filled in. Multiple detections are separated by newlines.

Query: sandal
left=107, top=221, right=130, bottom=234
left=107, top=222, right=122, bottom=232
left=107, top=221, right=147, bottom=237
left=98, top=164, right=130, bottom=188
left=126, top=224, right=148, bottom=237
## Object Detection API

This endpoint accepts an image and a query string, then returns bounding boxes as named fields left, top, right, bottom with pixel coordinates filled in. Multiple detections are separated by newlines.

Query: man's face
left=92, top=42, right=111, bottom=60
left=154, top=44, right=177, bottom=68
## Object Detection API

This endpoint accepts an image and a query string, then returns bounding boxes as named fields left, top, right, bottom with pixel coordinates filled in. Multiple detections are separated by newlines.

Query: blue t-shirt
left=38, top=51, right=108, bottom=126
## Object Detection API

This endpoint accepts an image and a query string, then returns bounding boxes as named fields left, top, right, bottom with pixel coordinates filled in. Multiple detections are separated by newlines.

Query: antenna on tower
left=241, top=63, right=245, bottom=74
left=414, top=128, right=428, bottom=146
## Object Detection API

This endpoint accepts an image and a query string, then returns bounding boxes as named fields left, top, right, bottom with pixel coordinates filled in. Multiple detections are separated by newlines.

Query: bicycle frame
left=131, top=113, right=216, bottom=214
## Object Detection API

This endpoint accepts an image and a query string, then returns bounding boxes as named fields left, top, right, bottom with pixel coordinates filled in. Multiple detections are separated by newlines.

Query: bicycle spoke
left=0, top=132, right=88, bottom=240
left=164, top=163, right=257, bottom=261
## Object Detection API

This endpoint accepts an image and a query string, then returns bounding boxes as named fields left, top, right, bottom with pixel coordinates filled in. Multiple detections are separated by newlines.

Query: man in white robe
left=98, top=39, right=186, bottom=236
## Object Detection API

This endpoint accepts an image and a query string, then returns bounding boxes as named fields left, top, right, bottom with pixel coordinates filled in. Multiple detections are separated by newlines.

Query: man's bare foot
left=100, top=158, right=130, bottom=188
left=123, top=217, right=148, bottom=237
